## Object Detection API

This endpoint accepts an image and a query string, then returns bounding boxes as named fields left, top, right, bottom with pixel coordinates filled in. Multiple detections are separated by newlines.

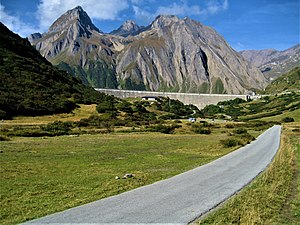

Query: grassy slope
left=0, top=23, right=112, bottom=119
left=197, top=123, right=300, bottom=224
left=264, top=67, right=300, bottom=94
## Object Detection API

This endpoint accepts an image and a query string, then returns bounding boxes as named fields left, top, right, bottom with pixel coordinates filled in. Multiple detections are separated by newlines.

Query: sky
left=0, top=0, right=299, bottom=51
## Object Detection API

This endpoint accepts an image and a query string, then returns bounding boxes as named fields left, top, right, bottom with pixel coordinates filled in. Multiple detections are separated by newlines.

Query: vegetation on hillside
left=263, top=66, right=300, bottom=94
left=0, top=23, right=116, bottom=119
left=200, top=92, right=300, bottom=122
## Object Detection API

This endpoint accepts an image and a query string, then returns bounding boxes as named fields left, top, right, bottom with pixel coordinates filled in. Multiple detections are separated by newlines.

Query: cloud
left=156, top=2, right=201, bottom=16
left=133, top=0, right=229, bottom=23
left=133, top=5, right=154, bottom=23
left=37, top=0, right=129, bottom=31
left=206, top=0, right=228, bottom=15
left=0, top=4, right=37, bottom=37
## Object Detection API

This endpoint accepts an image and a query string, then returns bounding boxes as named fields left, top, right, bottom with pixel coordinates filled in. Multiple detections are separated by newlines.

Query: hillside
left=263, top=67, right=300, bottom=94
left=200, top=92, right=300, bottom=122
left=0, top=23, right=113, bottom=119
left=29, top=6, right=266, bottom=94
left=240, top=44, right=300, bottom=81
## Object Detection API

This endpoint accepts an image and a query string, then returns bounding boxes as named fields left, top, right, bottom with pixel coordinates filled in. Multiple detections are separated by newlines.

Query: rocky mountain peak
left=122, top=20, right=139, bottom=31
left=151, top=15, right=180, bottom=28
left=110, top=20, right=141, bottom=37
left=27, top=32, right=42, bottom=43
left=48, top=5, right=100, bottom=34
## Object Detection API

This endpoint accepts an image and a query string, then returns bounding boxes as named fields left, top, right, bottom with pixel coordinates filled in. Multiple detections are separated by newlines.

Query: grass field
left=0, top=129, right=249, bottom=225
left=1, top=96, right=298, bottom=225
left=196, top=123, right=300, bottom=224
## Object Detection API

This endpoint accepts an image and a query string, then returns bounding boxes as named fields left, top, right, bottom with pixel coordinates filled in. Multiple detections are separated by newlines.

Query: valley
left=0, top=3, right=299, bottom=225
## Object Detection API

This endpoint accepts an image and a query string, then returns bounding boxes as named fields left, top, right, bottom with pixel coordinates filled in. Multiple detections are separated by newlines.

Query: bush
left=239, top=133, right=256, bottom=144
left=116, top=101, right=133, bottom=113
left=147, top=124, right=181, bottom=134
left=193, top=128, right=211, bottom=134
left=225, top=124, right=234, bottom=128
left=282, top=117, right=294, bottom=123
left=233, top=128, right=247, bottom=134
left=220, top=138, right=241, bottom=147
left=0, top=135, right=10, bottom=141
left=41, top=121, right=72, bottom=135
left=158, top=113, right=178, bottom=120
left=96, top=96, right=117, bottom=114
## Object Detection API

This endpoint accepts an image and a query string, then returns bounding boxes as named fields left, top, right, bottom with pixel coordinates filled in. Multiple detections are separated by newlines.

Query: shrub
left=41, top=121, right=72, bottom=135
left=96, top=97, right=116, bottom=113
left=282, top=117, right=294, bottom=123
left=116, top=101, right=133, bottom=113
left=158, top=113, right=178, bottom=120
left=239, top=133, right=256, bottom=144
left=220, top=138, right=241, bottom=147
left=193, top=128, right=211, bottom=134
left=8, top=129, right=49, bottom=137
left=0, top=135, right=10, bottom=141
left=225, top=124, right=234, bottom=129
left=148, top=124, right=181, bottom=134
left=233, top=128, right=247, bottom=134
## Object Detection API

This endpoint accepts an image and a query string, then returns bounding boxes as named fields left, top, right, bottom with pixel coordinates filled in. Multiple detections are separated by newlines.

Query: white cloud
left=133, top=5, right=154, bottom=23
left=133, top=0, right=229, bottom=24
left=206, top=0, right=228, bottom=15
left=156, top=2, right=201, bottom=16
left=133, top=1, right=202, bottom=23
left=0, top=4, right=37, bottom=37
left=37, top=0, right=129, bottom=31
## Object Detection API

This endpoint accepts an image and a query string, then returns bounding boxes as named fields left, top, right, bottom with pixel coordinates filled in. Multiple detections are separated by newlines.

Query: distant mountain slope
left=0, top=23, right=111, bottom=119
left=263, top=67, right=300, bottom=94
left=110, top=20, right=142, bottom=37
left=240, top=44, right=300, bottom=81
left=29, top=6, right=267, bottom=94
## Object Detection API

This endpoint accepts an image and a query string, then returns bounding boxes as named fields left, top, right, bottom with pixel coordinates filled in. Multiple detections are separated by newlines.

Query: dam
left=95, top=89, right=248, bottom=109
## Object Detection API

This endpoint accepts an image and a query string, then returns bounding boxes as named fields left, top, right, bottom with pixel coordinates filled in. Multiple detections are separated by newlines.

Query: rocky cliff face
left=29, top=6, right=267, bottom=94
left=240, top=45, right=300, bottom=81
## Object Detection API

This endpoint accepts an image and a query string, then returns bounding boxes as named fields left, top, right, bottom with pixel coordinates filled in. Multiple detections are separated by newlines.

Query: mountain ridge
left=29, top=6, right=267, bottom=94
left=240, top=44, right=300, bottom=81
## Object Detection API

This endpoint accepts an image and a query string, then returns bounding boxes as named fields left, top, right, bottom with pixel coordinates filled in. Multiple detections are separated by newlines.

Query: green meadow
left=1, top=129, right=243, bottom=224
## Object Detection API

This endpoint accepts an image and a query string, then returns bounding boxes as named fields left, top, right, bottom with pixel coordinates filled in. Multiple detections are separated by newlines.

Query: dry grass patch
left=3, top=104, right=97, bottom=125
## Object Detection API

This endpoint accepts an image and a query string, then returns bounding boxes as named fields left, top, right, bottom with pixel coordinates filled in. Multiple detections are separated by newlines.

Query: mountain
left=0, top=22, right=112, bottom=119
left=29, top=6, right=267, bottom=94
left=263, top=67, right=300, bottom=94
left=30, top=6, right=120, bottom=88
left=116, top=15, right=266, bottom=93
left=110, top=20, right=142, bottom=37
left=240, top=44, right=300, bottom=81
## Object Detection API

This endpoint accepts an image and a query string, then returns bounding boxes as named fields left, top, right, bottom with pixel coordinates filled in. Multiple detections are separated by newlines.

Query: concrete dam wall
left=95, top=89, right=247, bottom=109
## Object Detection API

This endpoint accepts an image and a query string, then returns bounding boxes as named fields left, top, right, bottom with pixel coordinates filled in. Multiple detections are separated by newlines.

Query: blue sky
left=0, top=0, right=299, bottom=51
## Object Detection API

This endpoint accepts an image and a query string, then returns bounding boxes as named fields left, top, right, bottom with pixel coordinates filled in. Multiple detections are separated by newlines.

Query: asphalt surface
left=24, top=125, right=281, bottom=225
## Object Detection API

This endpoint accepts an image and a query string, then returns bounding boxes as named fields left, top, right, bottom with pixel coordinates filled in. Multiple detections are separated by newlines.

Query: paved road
left=25, top=125, right=281, bottom=224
